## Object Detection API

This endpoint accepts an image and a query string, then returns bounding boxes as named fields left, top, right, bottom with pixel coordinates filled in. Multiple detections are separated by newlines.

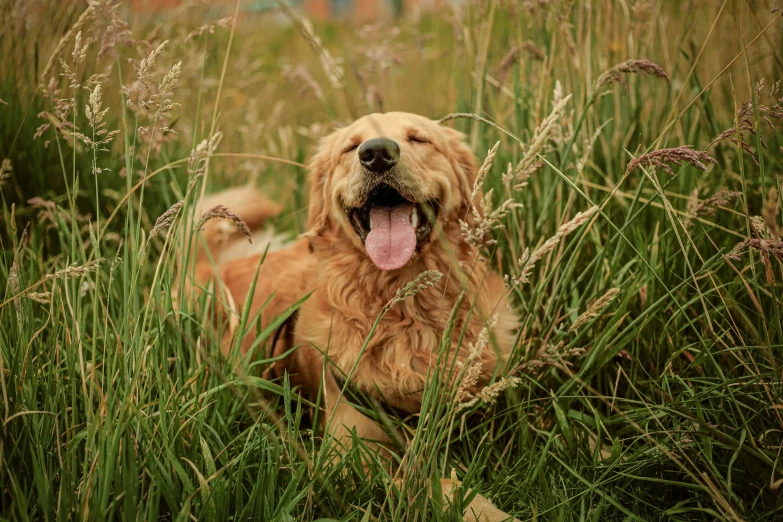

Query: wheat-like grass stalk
left=570, top=288, right=621, bottom=332
left=471, top=140, right=500, bottom=201
left=450, top=313, right=525, bottom=413
left=505, top=94, right=572, bottom=191
left=454, top=361, right=483, bottom=405
left=72, top=84, right=121, bottom=177
left=515, top=206, right=599, bottom=285
left=453, top=316, right=496, bottom=405
left=156, top=60, right=182, bottom=120
left=384, top=270, right=443, bottom=312
left=45, top=258, right=105, bottom=281
left=2, top=257, right=106, bottom=311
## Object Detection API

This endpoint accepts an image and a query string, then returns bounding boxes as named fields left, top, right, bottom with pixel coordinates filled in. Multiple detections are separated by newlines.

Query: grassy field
left=2, top=0, right=783, bottom=520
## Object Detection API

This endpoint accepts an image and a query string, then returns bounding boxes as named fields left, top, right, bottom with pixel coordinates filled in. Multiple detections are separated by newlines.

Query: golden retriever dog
left=197, top=112, right=519, bottom=521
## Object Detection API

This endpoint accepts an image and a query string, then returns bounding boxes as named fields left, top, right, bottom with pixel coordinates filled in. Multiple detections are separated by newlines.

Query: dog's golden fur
left=197, top=112, right=518, bottom=521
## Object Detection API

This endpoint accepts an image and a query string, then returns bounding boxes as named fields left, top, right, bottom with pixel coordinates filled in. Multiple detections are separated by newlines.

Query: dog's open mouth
left=347, top=184, right=438, bottom=270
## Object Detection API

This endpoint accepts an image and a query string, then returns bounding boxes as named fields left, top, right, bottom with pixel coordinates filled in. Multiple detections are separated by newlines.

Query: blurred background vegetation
left=3, top=0, right=780, bottom=235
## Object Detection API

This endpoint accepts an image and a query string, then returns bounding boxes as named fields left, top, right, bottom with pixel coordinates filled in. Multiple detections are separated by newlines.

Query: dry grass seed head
left=7, top=259, right=20, bottom=318
left=625, top=146, right=717, bottom=176
left=516, top=206, right=599, bottom=285
left=684, top=190, right=742, bottom=230
left=6, top=227, right=27, bottom=320
left=709, top=78, right=783, bottom=164
left=74, top=84, right=121, bottom=167
left=750, top=216, right=768, bottom=238
left=156, top=60, right=182, bottom=118
left=452, top=316, right=496, bottom=404
left=506, top=94, right=572, bottom=191
left=457, top=375, right=523, bottom=412
left=727, top=238, right=783, bottom=262
left=93, top=0, right=134, bottom=59
left=27, top=197, right=92, bottom=233
left=72, top=30, right=88, bottom=65
left=385, top=270, right=443, bottom=310
left=38, top=5, right=96, bottom=89
left=471, top=141, right=500, bottom=202
left=282, top=64, right=325, bottom=101
left=513, top=341, right=587, bottom=376
left=570, top=288, right=621, bottom=332
left=60, top=35, right=89, bottom=89
left=125, top=40, right=169, bottom=110
left=0, top=158, right=11, bottom=186
left=593, top=58, right=670, bottom=93
left=301, top=18, right=344, bottom=89
left=189, top=132, right=223, bottom=177
left=185, top=16, right=234, bottom=42
left=195, top=205, right=253, bottom=243
left=763, top=188, right=781, bottom=239
left=727, top=234, right=782, bottom=284
left=496, top=41, right=544, bottom=85
left=454, top=315, right=521, bottom=412
left=150, top=200, right=184, bottom=239
left=467, top=314, right=497, bottom=362
left=454, top=361, right=483, bottom=405
left=460, top=190, right=521, bottom=251
left=550, top=80, right=574, bottom=146
left=27, top=292, right=53, bottom=304
left=46, top=258, right=105, bottom=281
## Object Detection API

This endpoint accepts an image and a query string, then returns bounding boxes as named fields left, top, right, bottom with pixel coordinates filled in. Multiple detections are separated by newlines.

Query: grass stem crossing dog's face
left=306, top=112, right=478, bottom=270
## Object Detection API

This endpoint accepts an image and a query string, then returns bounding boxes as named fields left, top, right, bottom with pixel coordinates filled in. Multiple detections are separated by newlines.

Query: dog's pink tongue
left=365, top=205, right=417, bottom=270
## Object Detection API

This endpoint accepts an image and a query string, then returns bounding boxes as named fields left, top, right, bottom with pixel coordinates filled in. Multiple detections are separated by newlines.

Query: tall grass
left=2, top=0, right=783, bottom=520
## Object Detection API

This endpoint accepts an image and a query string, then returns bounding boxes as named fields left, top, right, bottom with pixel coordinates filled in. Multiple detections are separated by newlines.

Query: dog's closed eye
left=407, top=134, right=431, bottom=144
left=341, top=143, right=359, bottom=155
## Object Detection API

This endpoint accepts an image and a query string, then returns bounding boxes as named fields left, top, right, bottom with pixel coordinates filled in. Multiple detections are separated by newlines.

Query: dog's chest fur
left=295, top=240, right=514, bottom=412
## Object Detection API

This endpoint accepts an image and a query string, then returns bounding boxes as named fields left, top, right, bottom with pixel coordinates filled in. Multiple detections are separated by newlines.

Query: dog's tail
left=194, top=185, right=287, bottom=270
left=180, top=186, right=287, bottom=340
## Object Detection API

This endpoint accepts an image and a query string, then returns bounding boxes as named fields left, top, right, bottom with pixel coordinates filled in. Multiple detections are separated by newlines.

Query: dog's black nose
left=358, top=138, right=400, bottom=174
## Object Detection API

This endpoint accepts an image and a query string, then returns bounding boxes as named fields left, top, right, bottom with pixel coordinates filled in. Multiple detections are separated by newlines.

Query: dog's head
left=306, top=112, right=478, bottom=270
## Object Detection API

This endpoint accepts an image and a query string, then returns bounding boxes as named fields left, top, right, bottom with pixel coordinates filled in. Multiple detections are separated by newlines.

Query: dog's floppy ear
left=306, top=131, right=339, bottom=236
left=438, top=125, right=480, bottom=213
